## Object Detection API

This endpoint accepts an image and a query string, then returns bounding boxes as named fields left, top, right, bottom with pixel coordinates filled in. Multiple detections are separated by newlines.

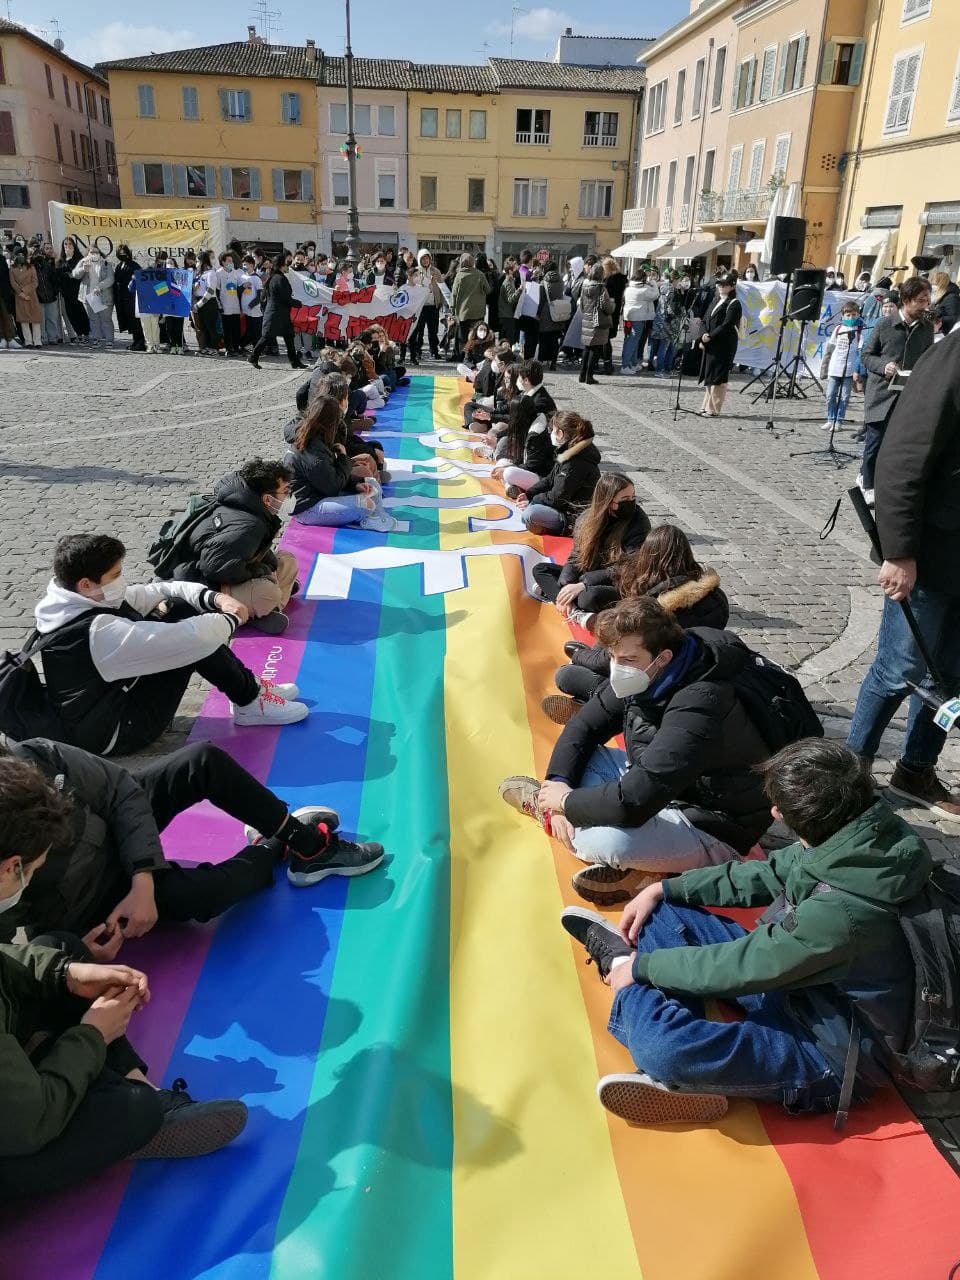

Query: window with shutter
left=300, top=169, right=313, bottom=203
left=132, top=162, right=146, bottom=197
left=727, top=145, right=743, bottom=191
left=0, top=110, right=15, bottom=155
left=884, top=49, right=923, bottom=133
left=161, top=163, right=174, bottom=196
left=674, top=68, right=686, bottom=124
left=772, top=133, right=791, bottom=179
left=330, top=103, right=348, bottom=133
left=249, top=168, right=261, bottom=201
left=760, top=47, right=777, bottom=100
left=272, top=167, right=284, bottom=202
left=819, top=40, right=838, bottom=85
left=333, top=170, right=350, bottom=207
left=775, top=43, right=788, bottom=96
left=731, top=63, right=742, bottom=110
left=794, top=34, right=808, bottom=89
left=137, top=84, right=155, bottom=118
left=692, top=58, right=705, bottom=117
left=949, top=51, right=960, bottom=123
left=182, top=86, right=199, bottom=120
left=54, top=123, right=63, bottom=163
left=45, top=63, right=54, bottom=98
left=70, top=130, right=77, bottom=165
left=220, top=166, right=233, bottom=199
left=174, top=164, right=188, bottom=197
left=747, top=140, right=765, bottom=190
left=712, top=45, right=727, bottom=108
left=848, top=41, right=866, bottom=86
left=282, top=92, right=301, bottom=124
left=378, top=170, right=397, bottom=209
left=901, top=0, right=931, bottom=22
left=746, top=58, right=757, bottom=104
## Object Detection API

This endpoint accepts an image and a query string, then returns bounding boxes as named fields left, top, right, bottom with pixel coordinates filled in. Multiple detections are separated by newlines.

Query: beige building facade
left=836, top=0, right=960, bottom=282
left=0, top=18, right=119, bottom=239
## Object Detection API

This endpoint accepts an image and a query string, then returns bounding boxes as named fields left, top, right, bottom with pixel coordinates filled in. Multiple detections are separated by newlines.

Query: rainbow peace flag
left=4, top=377, right=959, bottom=1279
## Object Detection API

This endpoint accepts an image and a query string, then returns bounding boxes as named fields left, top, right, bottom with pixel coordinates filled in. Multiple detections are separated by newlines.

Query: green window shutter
left=174, top=164, right=188, bottom=197
left=272, top=167, right=285, bottom=201
left=849, top=41, right=866, bottom=87
left=132, top=162, right=146, bottom=196
left=219, top=89, right=229, bottom=120
left=775, top=44, right=788, bottom=96
left=731, top=63, right=742, bottom=109
left=249, top=167, right=261, bottom=201
left=746, top=57, right=757, bottom=104
left=819, top=40, right=837, bottom=85
left=220, top=166, right=233, bottom=199
left=241, top=90, right=251, bottom=120
left=161, top=163, right=174, bottom=196
left=300, top=168, right=313, bottom=203
left=794, top=35, right=808, bottom=90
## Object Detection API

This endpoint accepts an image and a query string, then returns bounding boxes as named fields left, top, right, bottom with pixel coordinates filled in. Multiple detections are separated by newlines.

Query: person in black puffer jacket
left=491, top=358, right=557, bottom=485
left=177, top=459, right=299, bottom=634
left=548, top=524, right=729, bottom=715
left=533, top=471, right=651, bottom=612
left=506, top=410, right=601, bottom=535
left=500, top=598, right=772, bottom=904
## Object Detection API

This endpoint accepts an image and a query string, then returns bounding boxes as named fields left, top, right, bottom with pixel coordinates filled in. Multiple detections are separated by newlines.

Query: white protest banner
left=515, top=280, right=541, bottom=320
left=287, top=274, right=428, bottom=345
left=734, top=283, right=873, bottom=373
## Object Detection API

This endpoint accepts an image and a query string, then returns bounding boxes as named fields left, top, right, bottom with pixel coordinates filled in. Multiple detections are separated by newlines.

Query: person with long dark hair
left=532, top=472, right=650, bottom=610
left=57, top=237, right=90, bottom=343
left=511, top=410, right=601, bottom=535
left=491, top=358, right=556, bottom=490
left=545, top=524, right=729, bottom=722
left=249, top=253, right=305, bottom=369
left=113, top=244, right=144, bottom=351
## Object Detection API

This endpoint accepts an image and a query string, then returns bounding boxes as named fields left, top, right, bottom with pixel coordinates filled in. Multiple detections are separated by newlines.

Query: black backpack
left=0, top=611, right=111, bottom=742
left=731, top=650, right=824, bottom=752
left=887, top=862, right=960, bottom=1093
left=147, top=494, right=215, bottom=580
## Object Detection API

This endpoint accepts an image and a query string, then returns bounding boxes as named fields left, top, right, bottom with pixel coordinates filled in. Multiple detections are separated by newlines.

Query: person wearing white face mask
left=71, top=244, right=115, bottom=346
left=500, top=597, right=773, bottom=904
left=509, top=409, right=601, bottom=536
left=32, top=533, right=309, bottom=756
left=0, top=756, right=249, bottom=1194
left=173, top=459, right=301, bottom=634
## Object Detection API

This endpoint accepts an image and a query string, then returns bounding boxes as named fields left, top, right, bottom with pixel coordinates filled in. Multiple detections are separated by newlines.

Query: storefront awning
left=657, top=238, right=730, bottom=260
left=836, top=230, right=887, bottom=255
left=744, top=238, right=765, bottom=255
left=610, top=237, right=674, bottom=258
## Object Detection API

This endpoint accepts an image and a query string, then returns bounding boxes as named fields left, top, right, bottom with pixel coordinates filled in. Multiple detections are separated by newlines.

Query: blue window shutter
left=241, top=90, right=251, bottom=120
left=220, top=166, right=233, bottom=199
left=161, top=163, right=174, bottom=196
left=249, top=167, right=261, bottom=200
left=174, top=164, right=188, bottom=197
left=300, top=168, right=313, bottom=203
left=746, top=58, right=757, bottom=104
left=775, top=44, right=788, bottom=96
left=219, top=89, right=229, bottom=120
left=132, top=162, right=146, bottom=196
left=849, top=40, right=866, bottom=87
left=731, top=63, right=742, bottom=110
left=290, top=91, right=300, bottom=123
left=794, top=34, right=808, bottom=89
left=272, top=167, right=285, bottom=201
left=204, top=164, right=216, bottom=197
left=819, top=41, right=836, bottom=85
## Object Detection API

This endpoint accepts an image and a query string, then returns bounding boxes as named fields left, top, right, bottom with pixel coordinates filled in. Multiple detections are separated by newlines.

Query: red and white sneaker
left=232, top=682, right=308, bottom=726
left=498, top=775, right=546, bottom=826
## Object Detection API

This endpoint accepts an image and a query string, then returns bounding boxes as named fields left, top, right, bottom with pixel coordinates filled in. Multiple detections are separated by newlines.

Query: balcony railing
left=621, top=206, right=653, bottom=234
left=679, top=202, right=691, bottom=230
left=583, top=133, right=618, bottom=148
left=661, top=204, right=673, bottom=233
left=515, top=131, right=550, bottom=145
left=697, top=188, right=775, bottom=223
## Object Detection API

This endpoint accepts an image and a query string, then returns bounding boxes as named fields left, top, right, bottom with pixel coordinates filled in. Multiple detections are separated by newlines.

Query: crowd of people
left=0, top=226, right=958, bottom=1199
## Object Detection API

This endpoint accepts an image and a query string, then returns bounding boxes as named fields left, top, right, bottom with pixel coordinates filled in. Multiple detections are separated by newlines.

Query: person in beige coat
left=10, top=253, right=42, bottom=347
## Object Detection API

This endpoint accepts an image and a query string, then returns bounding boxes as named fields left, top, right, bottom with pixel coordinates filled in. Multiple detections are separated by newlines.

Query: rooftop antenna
left=509, top=6, right=528, bottom=58
left=48, top=17, right=63, bottom=46
left=250, top=0, right=282, bottom=43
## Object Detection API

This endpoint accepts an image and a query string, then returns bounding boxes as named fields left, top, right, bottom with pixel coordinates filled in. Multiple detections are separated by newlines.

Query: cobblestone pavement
left=0, top=339, right=957, bottom=860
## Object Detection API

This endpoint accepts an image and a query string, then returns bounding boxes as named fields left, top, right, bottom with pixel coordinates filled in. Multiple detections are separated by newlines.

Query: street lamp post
left=343, top=0, right=362, bottom=266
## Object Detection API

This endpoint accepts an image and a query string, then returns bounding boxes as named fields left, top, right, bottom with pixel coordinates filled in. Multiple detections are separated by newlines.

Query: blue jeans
left=620, top=325, right=641, bottom=370
left=656, top=340, right=675, bottom=374
left=570, top=745, right=740, bottom=871
left=522, top=503, right=567, bottom=535
left=848, top=587, right=960, bottom=768
left=609, top=901, right=840, bottom=1109
left=825, top=375, right=852, bottom=423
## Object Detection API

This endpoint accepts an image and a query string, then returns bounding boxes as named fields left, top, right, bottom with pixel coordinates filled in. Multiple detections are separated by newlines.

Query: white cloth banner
left=734, top=283, right=876, bottom=372
left=286, top=274, right=428, bottom=343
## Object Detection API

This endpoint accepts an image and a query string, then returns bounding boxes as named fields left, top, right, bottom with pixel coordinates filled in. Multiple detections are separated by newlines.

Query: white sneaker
left=821, top=420, right=835, bottom=432
left=359, top=512, right=401, bottom=533
left=261, top=679, right=300, bottom=700
left=232, top=684, right=308, bottom=726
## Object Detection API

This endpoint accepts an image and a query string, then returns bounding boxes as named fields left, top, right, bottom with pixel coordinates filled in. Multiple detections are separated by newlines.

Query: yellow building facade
left=836, top=0, right=960, bottom=281
left=104, top=36, right=322, bottom=247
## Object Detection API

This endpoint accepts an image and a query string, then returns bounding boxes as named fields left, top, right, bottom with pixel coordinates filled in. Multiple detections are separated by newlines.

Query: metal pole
left=688, top=38, right=713, bottom=245
left=343, top=0, right=361, bottom=266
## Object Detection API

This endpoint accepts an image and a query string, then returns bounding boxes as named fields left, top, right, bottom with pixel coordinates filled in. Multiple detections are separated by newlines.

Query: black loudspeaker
left=769, top=215, right=807, bottom=275
left=790, top=268, right=827, bottom=321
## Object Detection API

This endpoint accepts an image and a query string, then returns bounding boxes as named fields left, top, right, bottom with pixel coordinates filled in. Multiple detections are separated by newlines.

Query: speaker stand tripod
left=650, top=315, right=701, bottom=422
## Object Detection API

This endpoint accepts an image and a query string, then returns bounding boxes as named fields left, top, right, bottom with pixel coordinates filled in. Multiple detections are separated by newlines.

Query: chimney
left=564, top=26, right=572, bottom=35
left=306, top=37, right=319, bottom=61
left=247, top=24, right=257, bottom=43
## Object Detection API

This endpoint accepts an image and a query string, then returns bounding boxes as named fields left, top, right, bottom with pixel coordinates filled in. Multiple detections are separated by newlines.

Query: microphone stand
left=651, top=310, right=699, bottom=421
left=789, top=319, right=860, bottom=467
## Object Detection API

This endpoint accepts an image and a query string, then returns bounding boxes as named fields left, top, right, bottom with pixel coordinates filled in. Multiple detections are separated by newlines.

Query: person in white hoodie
left=34, top=534, right=308, bottom=757
left=410, top=249, right=444, bottom=362
left=213, top=251, right=243, bottom=355
left=619, top=269, right=659, bottom=373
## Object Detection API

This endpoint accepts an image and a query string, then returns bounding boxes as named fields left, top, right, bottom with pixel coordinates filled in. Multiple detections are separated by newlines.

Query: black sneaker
left=564, top=640, right=589, bottom=659
left=247, top=609, right=289, bottom=635
left=287, top=833, right=385, bottom=886
left=560, top=905, right=633, bottom=979
left=132, top=1079, right=248, bottom=1159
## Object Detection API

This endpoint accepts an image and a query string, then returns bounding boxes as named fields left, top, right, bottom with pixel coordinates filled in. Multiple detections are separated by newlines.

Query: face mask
left=0, top=862, right=25, bottom=915
left=270, top=494, right=296, bottom=520
left=491, top=358, right=501, bottom=373
left=98, top=575, right=127, bottom=607
left=612, top=498, right=636, bottom=520
left=550, top=429, right=565, bottom=448
left=609, top=656, right=660, bottom=700
left=842, top=316, right=859, bottom=328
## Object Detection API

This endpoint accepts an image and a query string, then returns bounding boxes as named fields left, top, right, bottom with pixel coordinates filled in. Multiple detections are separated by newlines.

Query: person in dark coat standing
left=57, top=237, right=90, bottom=343
left=847, top=330, right=960, bottom=817
left=578, top=263, right=614, bottom=385
left=112, top=245, right=144, bottom=351
left=601, top=256, right=628, bottom=374
left=698, top=275, right=742, bottom=416
left=249, top=253, right=306, bottom=369
left=32, top=244, right=63, bottom=346
left=858, top=275, right=934, bottom=500
left=536, top=263, right=567, bottom=371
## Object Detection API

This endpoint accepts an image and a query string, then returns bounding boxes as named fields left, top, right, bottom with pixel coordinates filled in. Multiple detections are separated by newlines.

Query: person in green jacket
left=0, top=755, right=247, bottom=1196
left=449, top=253, right=490, bottom=360
left=560, top=738, right=932, bottom=1127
